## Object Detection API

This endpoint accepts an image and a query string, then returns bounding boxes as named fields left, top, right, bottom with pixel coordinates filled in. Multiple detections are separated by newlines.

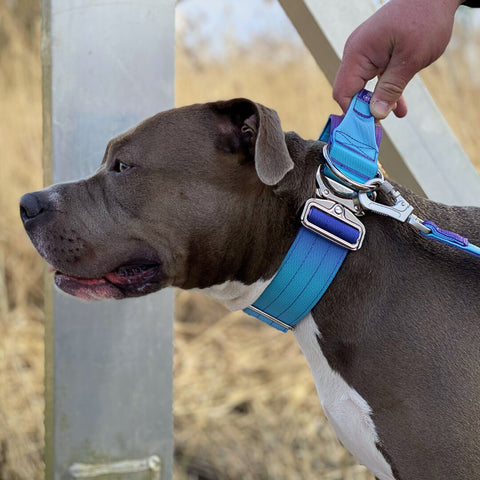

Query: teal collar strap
left=244, top=90, right=381, bottom=332
left=243, top=218, right=349, bottom=332
left=319, top=88, right=382, bottom=184
left=244, top=89, right=480, bottom=332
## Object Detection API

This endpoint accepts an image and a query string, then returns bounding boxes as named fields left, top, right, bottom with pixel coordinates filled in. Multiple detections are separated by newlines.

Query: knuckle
left=377, top=79, right=405, bottom=99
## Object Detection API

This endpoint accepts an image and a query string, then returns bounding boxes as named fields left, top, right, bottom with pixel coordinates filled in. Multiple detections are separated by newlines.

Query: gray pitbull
left=20, top=99, right=480, bottom=480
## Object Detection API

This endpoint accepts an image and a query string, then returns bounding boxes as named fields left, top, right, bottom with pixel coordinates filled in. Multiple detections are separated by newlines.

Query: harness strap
left=244, top=88, right=480, bottom=333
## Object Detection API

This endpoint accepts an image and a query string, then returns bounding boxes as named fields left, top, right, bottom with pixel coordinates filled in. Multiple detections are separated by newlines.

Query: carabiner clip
left=358, top=179, right=432, bottom=234
left=358, top=180, right=414, bottom=222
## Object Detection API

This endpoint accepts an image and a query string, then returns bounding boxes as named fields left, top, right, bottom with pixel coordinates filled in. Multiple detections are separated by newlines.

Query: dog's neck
left=199, top=132, right=409, bottom=311
left=197, top=277, right=274, bottom=312
left=197, top=129, right=480, bottom=480
left=195, top=133, right=317, bottom=308
left=201, top=129, right=480, bottom=367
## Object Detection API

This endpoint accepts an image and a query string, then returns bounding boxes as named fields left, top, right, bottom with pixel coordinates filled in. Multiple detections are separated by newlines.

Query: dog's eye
left=113, top=160, right=131, bottom=173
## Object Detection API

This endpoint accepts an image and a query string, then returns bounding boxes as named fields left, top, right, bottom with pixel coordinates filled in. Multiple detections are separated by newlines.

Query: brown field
left=1, top=2, right=479, bottom=479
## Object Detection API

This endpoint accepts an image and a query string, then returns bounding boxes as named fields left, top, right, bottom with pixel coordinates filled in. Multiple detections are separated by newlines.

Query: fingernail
left=370, top=100, right=392, bottom=119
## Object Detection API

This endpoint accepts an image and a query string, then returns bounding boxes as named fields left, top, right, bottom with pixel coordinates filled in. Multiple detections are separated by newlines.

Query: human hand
left=333, top=0, right=463, bottom=119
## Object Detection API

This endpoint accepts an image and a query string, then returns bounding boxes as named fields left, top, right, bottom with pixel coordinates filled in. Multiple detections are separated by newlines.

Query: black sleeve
left=463, top=1, right=480, bottom=6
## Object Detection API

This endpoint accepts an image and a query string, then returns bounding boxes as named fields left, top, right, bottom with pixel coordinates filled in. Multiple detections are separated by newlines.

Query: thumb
left=370, top=66, right=415, bottom=119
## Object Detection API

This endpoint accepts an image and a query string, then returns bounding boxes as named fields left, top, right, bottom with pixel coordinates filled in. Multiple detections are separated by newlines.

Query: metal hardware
left=316, top=166, right=356, bottom=198
left=316, top=165, right=364, bottom=215
left=407, top=214, right=432, bottom=234
left=301, top=198, right=366, bottom=250
left=247, top=305, right=294, bottom=331
left=315, top=144, right=433, bottom=247
left=358, top=179, right=414, bottom=222
left=358, top=179, right=433, bottom=234
left=323, top=144, right=384, bottom=193
left=68, top=455, right=161, bottom=479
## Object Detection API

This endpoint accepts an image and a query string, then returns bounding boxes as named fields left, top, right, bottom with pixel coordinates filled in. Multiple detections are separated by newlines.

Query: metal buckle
left=301, top=198, right=366, bottom=251
left=247, top=305, right=293, bottom=331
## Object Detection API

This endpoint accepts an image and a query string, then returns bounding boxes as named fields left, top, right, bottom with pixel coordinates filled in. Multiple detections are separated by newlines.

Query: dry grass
left=0, top=2, right=44, bottom=479
left=176, top=38, right=338, bottom=140
left=173, top=292, right=372, bottom=480
left=1, top=2, right=480, bottom=480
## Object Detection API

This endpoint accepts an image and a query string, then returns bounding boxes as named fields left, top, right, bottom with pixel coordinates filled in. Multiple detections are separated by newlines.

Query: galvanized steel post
left=42, top=1, right=175, bottom=478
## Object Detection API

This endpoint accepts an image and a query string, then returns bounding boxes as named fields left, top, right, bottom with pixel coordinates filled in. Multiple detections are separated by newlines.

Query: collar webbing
left=319, top=89, right=381, bottom=184
left=244, top=223, right=349, bottom=332
left=244, top=89, right=380, bottom=332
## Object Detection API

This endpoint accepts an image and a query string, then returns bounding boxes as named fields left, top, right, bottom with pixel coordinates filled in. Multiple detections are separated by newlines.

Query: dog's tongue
left=53, top=265, right=159, bottom=301
left=54, top=273, right=124, bottom=301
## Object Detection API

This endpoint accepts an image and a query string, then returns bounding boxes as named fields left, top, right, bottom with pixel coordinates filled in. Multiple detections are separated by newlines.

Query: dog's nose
left=20, top=192, right=47, bottom=225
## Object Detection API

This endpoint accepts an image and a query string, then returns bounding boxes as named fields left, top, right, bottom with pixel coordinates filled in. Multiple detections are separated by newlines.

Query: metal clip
left=407, top=214, right=432, bottom=234
left=358, top=180, right=414, bottom=222
left=315, top=165, right=364, bottom=215
left=358, top=179, right=432, bottom=234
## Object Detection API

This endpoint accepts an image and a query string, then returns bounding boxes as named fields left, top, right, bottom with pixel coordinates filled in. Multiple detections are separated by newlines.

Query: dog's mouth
left=53, top=262, right=162, bottom=301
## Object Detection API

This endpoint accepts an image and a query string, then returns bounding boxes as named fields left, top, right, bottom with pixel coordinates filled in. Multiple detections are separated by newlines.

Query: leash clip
left=407, top=214, right=431, bottom=234
left=358, top=179, right=431, bottom=234
left=358, top=180, right=414, bottom=221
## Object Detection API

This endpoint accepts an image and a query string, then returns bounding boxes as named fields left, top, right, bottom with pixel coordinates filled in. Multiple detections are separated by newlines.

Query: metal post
left=42, top=1, right=174, bottom=478
left=279, top=0, right=480, bottom=206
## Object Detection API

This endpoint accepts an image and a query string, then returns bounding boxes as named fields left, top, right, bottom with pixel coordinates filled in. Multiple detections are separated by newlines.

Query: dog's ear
left=212, top=98, right=294, bottom=186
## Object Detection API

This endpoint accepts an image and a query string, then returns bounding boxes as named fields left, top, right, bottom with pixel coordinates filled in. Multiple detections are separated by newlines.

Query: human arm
left=332, top=0, right=464, bottom=119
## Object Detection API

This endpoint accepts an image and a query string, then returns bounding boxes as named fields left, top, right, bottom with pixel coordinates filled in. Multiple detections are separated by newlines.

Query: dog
left=20, top=98, right=480, bottom=480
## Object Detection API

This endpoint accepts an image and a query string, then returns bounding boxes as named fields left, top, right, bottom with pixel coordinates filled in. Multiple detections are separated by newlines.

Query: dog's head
left=20, top=99, right=297, bottom=300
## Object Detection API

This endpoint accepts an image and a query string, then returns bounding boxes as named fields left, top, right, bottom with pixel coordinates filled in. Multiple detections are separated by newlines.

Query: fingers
left=332, top=54, right=373, bottom=114
left=370, top=63, right=417, bottom=119
left=332, top=30, right=381, bottom=114
left=332, top=0, right=459, bottom=120
left=332, top=67, right=370, bottom=114
left=393, top=95, right=408, bottom=118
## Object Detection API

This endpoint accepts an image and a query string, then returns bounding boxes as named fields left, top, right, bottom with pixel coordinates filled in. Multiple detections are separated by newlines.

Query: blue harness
left=244, top=89, right=480, bottom=332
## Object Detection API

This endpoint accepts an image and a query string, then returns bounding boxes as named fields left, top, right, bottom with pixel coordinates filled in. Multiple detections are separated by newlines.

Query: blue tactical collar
left=244, top=89, right=480, bottom=332
left=244, top=89, right=380, bottom=331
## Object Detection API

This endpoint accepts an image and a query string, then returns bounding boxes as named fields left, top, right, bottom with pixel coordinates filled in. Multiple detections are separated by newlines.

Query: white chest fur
left=201, top=280, right=395, bottom=480
left=293, top=314, right=395, bottom=480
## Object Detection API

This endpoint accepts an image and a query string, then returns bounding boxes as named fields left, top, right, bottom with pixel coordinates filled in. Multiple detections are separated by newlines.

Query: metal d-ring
left=322, top=144, right=383, bottom=193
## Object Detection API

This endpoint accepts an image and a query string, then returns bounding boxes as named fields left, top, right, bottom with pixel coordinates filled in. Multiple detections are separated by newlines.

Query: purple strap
left=423, top=221, right=468, bottom=247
